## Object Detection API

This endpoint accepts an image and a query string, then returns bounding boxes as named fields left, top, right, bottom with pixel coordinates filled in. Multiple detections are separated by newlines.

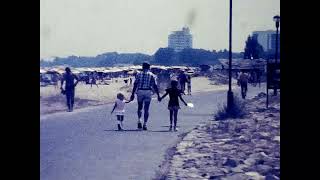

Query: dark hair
left=171, top=80, right=178, bottom=87
left=117, top=93, right=125, bottom=100
left=142, top=62, right=150, bottom=70
left=65, top=67, right=71, bottom=73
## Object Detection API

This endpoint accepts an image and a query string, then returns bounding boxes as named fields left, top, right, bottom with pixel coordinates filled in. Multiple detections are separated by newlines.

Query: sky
left=40, top=0, right=280, bottom=59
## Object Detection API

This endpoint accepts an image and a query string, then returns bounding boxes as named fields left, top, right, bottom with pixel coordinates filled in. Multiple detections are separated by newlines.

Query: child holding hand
left=160, top=80, right=187, bottom=131
left=111, top=93, right=131, bottom=131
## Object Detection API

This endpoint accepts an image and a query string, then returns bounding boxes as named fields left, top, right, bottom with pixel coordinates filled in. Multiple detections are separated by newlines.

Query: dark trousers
left=180, top=82, right=186, bottom=93
left=66, top=89, right=75, bottom=110
left=240, top=82, right=248, bottom=99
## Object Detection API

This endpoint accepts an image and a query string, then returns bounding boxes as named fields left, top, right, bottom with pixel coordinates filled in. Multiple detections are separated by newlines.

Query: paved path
left=40, top=84, right=265, bottom=180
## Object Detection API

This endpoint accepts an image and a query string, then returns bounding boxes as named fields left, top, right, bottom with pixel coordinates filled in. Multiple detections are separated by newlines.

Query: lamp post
left=227, top=0, right=234, bottom=111
left=273, top=15, right=280, bottom=96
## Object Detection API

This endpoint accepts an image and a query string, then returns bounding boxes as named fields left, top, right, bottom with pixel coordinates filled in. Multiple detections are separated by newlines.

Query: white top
left=114, top=99, right=125, bottom=114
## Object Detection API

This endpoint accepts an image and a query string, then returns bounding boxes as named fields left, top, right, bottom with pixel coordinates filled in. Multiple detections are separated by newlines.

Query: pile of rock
left=164, top=93, right=280, bottom=180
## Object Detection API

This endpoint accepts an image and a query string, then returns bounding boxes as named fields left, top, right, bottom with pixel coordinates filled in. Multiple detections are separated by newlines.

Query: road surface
left=40, top=84, right=265, bottom=180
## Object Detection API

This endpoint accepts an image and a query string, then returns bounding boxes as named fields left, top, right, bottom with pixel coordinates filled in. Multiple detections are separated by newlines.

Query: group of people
left=60, top=62, right=189, bottom=131
left=177, top=71, right=192, bottom=95
left=111, top=62, right=188, bottom=131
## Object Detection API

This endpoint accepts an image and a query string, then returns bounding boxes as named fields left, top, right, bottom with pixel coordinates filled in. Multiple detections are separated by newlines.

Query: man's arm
left=151, top=76, right=160, bottom=100
left=60, top=75, right=64, bottom=89
left=130, top=80, right=138, bottom=101
left=74, top=74, right=79, bottom=87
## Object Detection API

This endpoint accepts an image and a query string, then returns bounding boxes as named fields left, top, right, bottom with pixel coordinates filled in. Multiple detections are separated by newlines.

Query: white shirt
left=114, top=99, right=125, bottom=113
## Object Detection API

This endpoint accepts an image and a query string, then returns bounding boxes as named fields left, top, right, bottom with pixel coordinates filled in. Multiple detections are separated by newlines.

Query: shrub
left=214, top=95, right=247, bottom=120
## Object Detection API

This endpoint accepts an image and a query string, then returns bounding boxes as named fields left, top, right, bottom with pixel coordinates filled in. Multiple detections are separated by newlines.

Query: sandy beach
left=40, top=76, right=237, bottom=115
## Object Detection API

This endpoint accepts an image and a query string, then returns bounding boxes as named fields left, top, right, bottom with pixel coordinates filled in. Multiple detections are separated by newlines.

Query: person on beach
left=239, top=70, right=249, bottom=99
left=178, top=71, right=187, bottom=94
left=90, top=73, right=98, bottom=88
left=159, top=80, right=188, bottom=131
left=256, top=69, right=262, bottom=88
left=186, top=74, right=191, bottom=95
left=60, top=67, right=79, bottom=112
left=130, top=62, right=161, bottom=131
left=111, top=93, right=131, bottom=131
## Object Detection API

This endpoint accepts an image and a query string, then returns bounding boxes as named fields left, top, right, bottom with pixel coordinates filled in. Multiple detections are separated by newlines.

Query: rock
left=256, top=164, right=272, bottom=175
left=268, top=167, right=280, bottom=177
left=259, top=132, right=271, bottom=138
left=273, top=136, right=280, bottom=143
left=209, top=175, right=223, bottom=179
left=265, top=175, right=280, bottom=180
left=267, top=113, right=275, bottom=117
left=244, top=157, right=257, bottom=166
left=238, top=135, right=250, bottom=143
left=220, top=168, right=230, bottom=174
left=245, top=171, right=265, bottom=180
left=223, top=158, right=238, bottom=167
left=224, top=173, right=250, bottom=180
left=231, top=166, right=244, bottom=173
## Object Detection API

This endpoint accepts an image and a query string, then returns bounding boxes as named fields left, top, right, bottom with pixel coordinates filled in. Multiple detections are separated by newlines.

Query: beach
left=40, top=76, right=237, bottom=115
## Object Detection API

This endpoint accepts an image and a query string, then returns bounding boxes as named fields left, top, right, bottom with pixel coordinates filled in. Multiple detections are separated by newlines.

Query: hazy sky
left=40, top=0, right=280, bottom=59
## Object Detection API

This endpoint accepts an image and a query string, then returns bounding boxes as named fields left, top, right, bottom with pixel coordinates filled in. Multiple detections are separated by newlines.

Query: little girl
left=160, top=80, right=187, bottom=131
left=111, top=93, right=130, bottom=131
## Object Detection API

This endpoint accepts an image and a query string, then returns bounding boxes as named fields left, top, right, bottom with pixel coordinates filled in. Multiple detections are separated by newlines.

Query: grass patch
left=214, top=95, right=247, bottom=120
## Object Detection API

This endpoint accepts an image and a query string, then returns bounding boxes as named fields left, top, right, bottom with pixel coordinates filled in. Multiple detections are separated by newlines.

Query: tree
left=244, top=35, right=264, bottom=59
left=154, top=48, right=175, bottom=65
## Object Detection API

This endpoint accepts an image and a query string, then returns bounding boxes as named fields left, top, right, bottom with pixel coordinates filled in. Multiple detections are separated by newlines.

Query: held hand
left=185, top=102, right=188, bottom=106
left=130, top=94, right=135, bottom=101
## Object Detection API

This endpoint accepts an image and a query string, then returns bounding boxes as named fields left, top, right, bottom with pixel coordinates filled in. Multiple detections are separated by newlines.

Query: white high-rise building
left=168, top=27, right=193, bottom=52
left=252, top=30, right=280, bottom=52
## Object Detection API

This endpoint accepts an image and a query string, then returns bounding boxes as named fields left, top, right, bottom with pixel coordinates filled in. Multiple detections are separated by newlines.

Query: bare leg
left=169, top=110, right=173, bottom=127
left=174, top=110, right=179, bottom=131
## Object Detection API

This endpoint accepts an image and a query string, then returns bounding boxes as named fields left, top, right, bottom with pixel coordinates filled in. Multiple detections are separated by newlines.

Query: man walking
left=178, top=71, right=187, bottom=94
left=239, top=70, right=249, bottom=99
left=60, top=67, right=79, bottom=112
left=130, top=62, right=161, bottom=130
left=186, top=74, right=192, bottom=95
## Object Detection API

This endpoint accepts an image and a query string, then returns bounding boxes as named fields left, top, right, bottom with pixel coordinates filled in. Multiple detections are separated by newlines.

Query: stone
left=245, top=171, right=265, bottom=180
left=273, top=136, right=280, bottom=143
left=209, top=175, right=223, bottom=179
left=267, top=113, right=275, bottom=117
left=224, top=173, right=250, bottom=180
left=238, top=135, right=250, bottom=143
left=259, top=132, right=271, bottom=138
left=223, top=158, right=238, bottom=167
left=256, top=164, right=272, bottom=175
left=221, top=168, right=229, bottom=174
left=201, top=173, right=207, bottom=177
left=244, top=157, right=257, bottom=166
left=231, top=166, right=244, bottom=173
left=265, top=175, right=280, bottom=180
